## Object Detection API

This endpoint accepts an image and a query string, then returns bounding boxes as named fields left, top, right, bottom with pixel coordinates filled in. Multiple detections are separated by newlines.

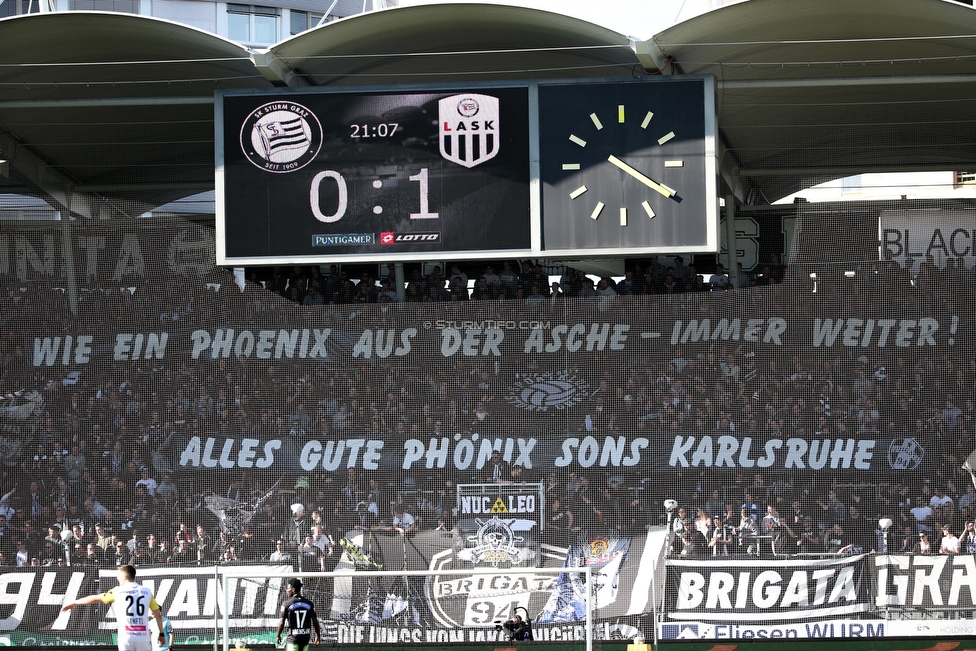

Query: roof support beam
left=252, top=51, right=303, bottom=87
left=719, top=73, right=976, bottom=89
left=0, top=97, right=213, bottom=109
left=74, top=182, right=213, bottom=193
left=630, top=39, right=672, bottom=74
left=741, top=163, right=976, bottom=176
left=0, top=130, right=123, bottom=219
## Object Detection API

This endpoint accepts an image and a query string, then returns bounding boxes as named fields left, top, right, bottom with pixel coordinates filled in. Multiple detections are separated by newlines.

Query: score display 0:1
left=309, top=167, right=439, bottom=223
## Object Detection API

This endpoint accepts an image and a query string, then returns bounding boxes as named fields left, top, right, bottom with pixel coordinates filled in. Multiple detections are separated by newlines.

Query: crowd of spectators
left=0, top=234, right=973, bottom=573
left=251, top=256, right=787, bottom=308
left=666, top=478, right=976, bottom=558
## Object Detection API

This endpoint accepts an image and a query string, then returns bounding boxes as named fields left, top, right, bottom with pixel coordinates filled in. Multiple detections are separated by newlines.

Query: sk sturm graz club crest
left=888, top=437, right=924, bottom=470
left=438, top=94, right=500, bottom=168
left=240, top=101, right=322, bottom=173
left=506, top=370, right=589, bottom=412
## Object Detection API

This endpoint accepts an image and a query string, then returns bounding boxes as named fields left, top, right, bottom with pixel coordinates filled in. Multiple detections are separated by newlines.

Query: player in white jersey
left=62, top=564, right=165, bottom=651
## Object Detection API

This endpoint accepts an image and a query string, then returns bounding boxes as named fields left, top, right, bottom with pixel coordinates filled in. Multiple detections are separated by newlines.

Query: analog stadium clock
left=539, top=78, right=719, bottom=255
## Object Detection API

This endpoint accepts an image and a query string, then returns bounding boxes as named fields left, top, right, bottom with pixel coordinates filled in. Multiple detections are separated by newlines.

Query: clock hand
left=607, top=155, right=675, bottom=198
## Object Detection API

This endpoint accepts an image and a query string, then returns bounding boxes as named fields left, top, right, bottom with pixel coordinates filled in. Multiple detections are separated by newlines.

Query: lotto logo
left=378, top=231, right=441, bottom=245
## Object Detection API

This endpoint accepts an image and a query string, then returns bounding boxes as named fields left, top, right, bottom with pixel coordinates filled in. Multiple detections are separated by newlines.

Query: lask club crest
left=438, top=94, right=500, bottom=168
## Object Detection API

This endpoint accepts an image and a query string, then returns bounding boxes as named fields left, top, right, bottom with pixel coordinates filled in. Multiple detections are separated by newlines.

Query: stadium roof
left=647, top=0, right=976, bottom=204
left=0, top=0, right=974, bottom=218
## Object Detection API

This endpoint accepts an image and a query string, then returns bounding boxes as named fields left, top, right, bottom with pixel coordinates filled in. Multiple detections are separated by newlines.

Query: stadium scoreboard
left=215, top=77, right=718, bottom=265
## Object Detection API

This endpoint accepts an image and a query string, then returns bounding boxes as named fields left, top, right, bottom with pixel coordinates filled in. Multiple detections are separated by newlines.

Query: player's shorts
left=118, top=637, right=153, bottom=651
left=285, top=642, right=310, bottom=651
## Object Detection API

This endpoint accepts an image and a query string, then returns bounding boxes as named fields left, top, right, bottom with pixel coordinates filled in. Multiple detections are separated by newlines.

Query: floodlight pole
left=725, top=194, right=739, bottom=289
left=658, top=500, right=678, bottom=648
left=59, top=219, right=79, bottom=316
left=663, top=502, right=677, bottom=560
left=395, top=263, right=406, bottom=303
left=649, top=564, right=659, bottom=651
left=214, top=565, right=220, bottom=651
left=585, top=566, right=593, bottom=651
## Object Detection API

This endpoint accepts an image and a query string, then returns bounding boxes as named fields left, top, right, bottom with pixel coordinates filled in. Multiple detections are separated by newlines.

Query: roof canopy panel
left=652, top=0, right=976, bottom=80
left=0, top=12, right=264, bottom=100
left=0, top=12, right=271, bottom=216
left=650, top=0, right=976, bottom=202
left=270, top=3, right=639, bottom=85
left=1, top=0, right=975, bottom=218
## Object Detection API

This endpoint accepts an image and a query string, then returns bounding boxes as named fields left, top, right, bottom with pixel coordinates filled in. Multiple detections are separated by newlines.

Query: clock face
left=219, top=88, right=532, bottom=264
left=539, top=79, right=716, bottom=254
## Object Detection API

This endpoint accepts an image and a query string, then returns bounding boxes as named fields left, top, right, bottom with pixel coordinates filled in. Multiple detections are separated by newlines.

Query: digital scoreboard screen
left=217, top=87, right=532, bottom=264
left=216, top=78, right=718, bottom=264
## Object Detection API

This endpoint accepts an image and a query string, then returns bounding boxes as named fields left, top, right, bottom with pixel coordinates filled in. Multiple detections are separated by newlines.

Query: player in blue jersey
left=276, top=578, right=320, bottom=651
left=151, top=615, right=173, bottom=651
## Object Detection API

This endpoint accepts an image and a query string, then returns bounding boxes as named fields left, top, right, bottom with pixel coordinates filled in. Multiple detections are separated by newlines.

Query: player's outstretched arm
left=61, top=594, right=105, bottom=611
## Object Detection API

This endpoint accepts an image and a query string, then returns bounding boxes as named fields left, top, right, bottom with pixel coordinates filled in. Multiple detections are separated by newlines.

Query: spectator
left=733, top=507, right=757, bottom=556
left=156, top=472, right=179, bottom=506
left=391, top=506, right=417, bottom=536
left=83, top=542, right=105, bottom=566
left=297, top=535, right=322, bottom=569
left=846, top=505, right=876, bottom=553
left=739, top=492, right=761, bottom=518
left=15, top=540, right=29, bottom=567
left=911, top=497, right=935, bottom=532
left=962, top=521, right=976, bottom=553
left=818, top=490, right=846, bottom=525
left=269, top=540, right=292, bottom=562
left=310, top=525, right=333, bottom=560
left=678, top=530, right=703, bottom=557
left=482, top=265, right=501, bottom=290
left=302, top=286, right=324, bottom=306
left=547, top=497, right=573, bottom=543
left=526, top=284, right=547, bottom=315
left=353, top=502, right=379, bottom=531
left=484, top=450, right=509, bottom=483
left=931, top=486, right=954, bottom=509
left=824, top=524, right=851, bottom=555
left=796, top=517, right=821, bottom=554
left=40, top=540, right=61, bottom=566
left=671, top=256, right=690, bottom=286
left=710, top=514, right=735, bottom=556
left=940, top=524, right=961, bottom=553
left=710, top=264, right=730, bottom=290
left=914, top=531, right=934, bottom=554
left=895, top=526, right=917, bottom=554
left=195, top=525, right=212, bottom=563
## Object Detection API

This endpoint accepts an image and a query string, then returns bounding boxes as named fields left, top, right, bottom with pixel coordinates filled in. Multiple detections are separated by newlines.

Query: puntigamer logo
left=313, top=233, right=375, bottom=246
left=240, top=101, right=322, bottom=173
